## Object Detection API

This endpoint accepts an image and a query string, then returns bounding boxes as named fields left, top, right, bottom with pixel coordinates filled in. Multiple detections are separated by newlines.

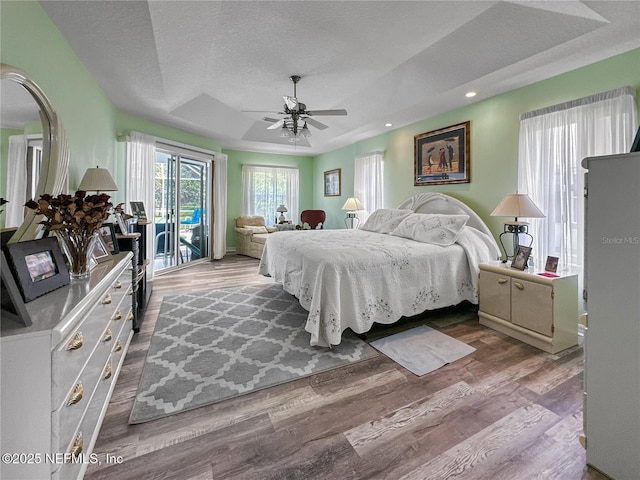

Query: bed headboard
left=397, top=192, right=494, bottom=239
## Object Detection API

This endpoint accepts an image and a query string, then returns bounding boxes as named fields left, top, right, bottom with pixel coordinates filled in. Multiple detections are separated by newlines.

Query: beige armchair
left=234, top=216, right=277, bottom=259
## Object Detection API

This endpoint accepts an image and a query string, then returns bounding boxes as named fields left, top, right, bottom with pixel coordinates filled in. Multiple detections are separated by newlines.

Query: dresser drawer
left=53, top=357, right=115, bottom=480
left=52, top=277, right=131, bottom=408
left=479, top=270, right=511, bottom=320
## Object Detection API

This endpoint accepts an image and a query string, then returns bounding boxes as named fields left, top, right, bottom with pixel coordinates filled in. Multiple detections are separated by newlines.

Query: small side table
left=478, top=261, right=579, bottom=353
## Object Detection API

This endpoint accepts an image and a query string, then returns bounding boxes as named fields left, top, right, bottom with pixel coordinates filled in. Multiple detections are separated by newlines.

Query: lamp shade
left=341, top=197, right=363, bottom=211
left=490, top=193, right=544, bottom=219
left=78, top=166, right=118, bottom=192
left=276, top=204, right=288, bottom=213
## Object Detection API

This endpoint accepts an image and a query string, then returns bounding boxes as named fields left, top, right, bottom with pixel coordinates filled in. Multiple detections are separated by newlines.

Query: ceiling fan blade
left=283, top=96, right=298, bottom=110
left=262, top=117, right=281, bottom=123
left=266, top=119, right=285, bottom=130
left=306, top=109, right=347, bottom=116
left=304, top=117, right=328, bottom=130
left=242, top=110, right=280, bottom=114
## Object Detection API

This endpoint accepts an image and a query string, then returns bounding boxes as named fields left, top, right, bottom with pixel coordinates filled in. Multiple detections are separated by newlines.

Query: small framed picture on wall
left=324, top=169, right=341, bottom=197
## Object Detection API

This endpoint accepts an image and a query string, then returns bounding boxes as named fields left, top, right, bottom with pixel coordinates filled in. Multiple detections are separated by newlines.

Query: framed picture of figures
left=414, top=121, right=470, bottom=186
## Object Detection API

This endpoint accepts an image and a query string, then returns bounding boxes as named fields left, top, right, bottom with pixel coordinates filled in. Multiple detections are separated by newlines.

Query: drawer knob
left=114, top=340, right=123, bottom=353
left=498, top=278, right=508, bottom=284
left=103, top=328, right=113, bottom=342
left=127, top=311, right=134, bottom=322
left=113, top=310, right=122, bottom=320
left=102, top=294, right=112, bottom=305
left=67, top=383, right=84, bottom=406
left=68, top=433, right=83, bottom=458
left=103, top=363, right=113, bottom=380
left=66, top=332, right=84, bottom=351
left=114, top=280, right=122, bottom=289
left=514, top=282, right=525, bottom=290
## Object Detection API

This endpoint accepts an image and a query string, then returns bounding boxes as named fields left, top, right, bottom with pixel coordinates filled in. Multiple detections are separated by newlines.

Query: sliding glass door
left=155, top=147, right=211, bottom=272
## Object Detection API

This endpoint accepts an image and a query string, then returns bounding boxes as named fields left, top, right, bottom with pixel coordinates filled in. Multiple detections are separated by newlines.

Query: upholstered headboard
left=397, top=192, right=494, bottom=239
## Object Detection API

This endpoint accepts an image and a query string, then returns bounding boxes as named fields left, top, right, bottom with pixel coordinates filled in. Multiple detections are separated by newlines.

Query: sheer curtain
left=241, top=165, right=299, bottom=226
left=212, top=152, right=227, bottom=259
left=126, top=131, right=157, bottom=278
left=354, top=150, right=384, bottom=224
left=518, top=86, right=637, bottom=270
left=5, top=135, right=27, bottom=227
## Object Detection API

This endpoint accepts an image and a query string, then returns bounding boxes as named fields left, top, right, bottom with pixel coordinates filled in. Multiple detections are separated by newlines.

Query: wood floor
left=84, top=255, right=608, bottom=480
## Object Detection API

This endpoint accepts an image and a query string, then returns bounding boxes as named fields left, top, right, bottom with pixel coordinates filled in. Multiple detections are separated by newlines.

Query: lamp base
left=499, top=222, right=533, bottom=260
left=344, top=212, right=360, bottom=229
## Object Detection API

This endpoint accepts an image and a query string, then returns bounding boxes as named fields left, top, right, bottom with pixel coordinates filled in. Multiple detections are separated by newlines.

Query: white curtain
left=241, top=165, right=299, bottom=226
left=126, top=132, right=157, bottom=278
left=518, top=86, right=637, bottom=270
left=5, top=135, right=28, bottom=227
left=213, top=152, right=227, bottom=259
left=354, top=150, right=384, bottom=224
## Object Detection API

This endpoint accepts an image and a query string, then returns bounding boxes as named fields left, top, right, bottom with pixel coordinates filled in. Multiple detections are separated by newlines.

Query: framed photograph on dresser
left=98, top=223, right=119, bottom=254
left=91, top=235, right=112, bottom=263
left=511, top=245, right=532, bottom=270
left=3, top=236, right=70, bottom=303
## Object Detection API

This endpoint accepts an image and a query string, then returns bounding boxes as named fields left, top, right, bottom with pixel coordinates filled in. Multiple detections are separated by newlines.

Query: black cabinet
left=117, top=223, right=151, bottom=332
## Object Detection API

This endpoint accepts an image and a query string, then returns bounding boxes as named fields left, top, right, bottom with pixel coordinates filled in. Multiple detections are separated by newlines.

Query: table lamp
left=490, top=193, right=544, bottom=260
left=276, top=204, right=288, bottom=223
left=342, top=197, right=363, bottom=229
left=78, top=166, right=118, bottom=193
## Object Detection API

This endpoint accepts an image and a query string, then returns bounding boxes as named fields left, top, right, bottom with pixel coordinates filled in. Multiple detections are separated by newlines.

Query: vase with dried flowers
left=25, top=191, right=113, bottom=279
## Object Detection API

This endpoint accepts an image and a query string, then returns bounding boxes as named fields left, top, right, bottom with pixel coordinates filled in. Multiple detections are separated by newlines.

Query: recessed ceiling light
left=385, top=123, right=393, bottom=127
left=465, top=91, right=477, bottom=98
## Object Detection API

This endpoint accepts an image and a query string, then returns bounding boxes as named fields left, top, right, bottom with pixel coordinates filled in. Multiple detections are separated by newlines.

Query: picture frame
left=130, top=201, right=148, bottom=224
left=91, top=234, right=112, bottom=263
left=414, top=121, right=470, bottom=186
left=114, top=212, right=128, bottom=234
left=98, top=222, right=119, bottom=254
left=324, top=169, right=341, bottom=197
left=545, top=255, right=559, bottom=273
left=511, top=245, right=532, bottom=270
left=3, top=236, right=70, bottom=303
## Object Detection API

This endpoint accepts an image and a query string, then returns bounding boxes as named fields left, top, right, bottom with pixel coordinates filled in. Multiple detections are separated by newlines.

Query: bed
left=258, top=193, right=500, bottom=347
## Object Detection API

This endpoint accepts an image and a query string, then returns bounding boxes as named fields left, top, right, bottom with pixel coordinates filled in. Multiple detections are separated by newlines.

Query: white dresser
left=1, top=252, right=134, bottom=480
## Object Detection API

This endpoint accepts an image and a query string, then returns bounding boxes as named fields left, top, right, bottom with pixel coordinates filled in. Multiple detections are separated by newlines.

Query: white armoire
left=582, top=152, right=640, bottom=480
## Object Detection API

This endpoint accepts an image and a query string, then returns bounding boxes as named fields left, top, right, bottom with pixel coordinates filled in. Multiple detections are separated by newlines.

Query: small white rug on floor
left=370, top=325, right=475, bottom=376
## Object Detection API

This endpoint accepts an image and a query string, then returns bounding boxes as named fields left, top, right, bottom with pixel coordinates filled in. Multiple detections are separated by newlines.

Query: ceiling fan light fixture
left=301, top=122, right=311, bottom=138
left=279, top=122, right=290, bottom=137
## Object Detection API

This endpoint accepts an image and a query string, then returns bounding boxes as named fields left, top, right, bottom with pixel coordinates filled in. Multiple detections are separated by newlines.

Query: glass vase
left=57, top=231, right=97, bottom=280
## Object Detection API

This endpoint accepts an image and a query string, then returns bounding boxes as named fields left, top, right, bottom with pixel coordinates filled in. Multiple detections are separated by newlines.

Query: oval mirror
left=1, top=64, right=69, bottom=242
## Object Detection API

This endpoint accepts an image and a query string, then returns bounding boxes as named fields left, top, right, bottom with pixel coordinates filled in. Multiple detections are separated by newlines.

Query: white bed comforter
left=258, top=228, right=499, bottom=347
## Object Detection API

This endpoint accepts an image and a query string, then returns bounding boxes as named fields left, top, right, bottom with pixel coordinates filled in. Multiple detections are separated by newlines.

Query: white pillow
left=390, top=213, right=469, bottom=246
left=360, top=209, right=414, bottom=234
left=244, top=225, right=269, bottom=234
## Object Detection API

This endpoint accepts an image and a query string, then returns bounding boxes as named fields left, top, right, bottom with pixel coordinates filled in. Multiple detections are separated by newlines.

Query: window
left=354, top=150, right=384, bottom=224
left=518, top=87, right=637, bottom=270
left=242, top=165, right=299, bottom=226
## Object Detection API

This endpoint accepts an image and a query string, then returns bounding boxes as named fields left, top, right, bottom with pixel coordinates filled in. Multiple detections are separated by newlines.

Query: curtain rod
left=520, top=86, right=636, bottom=120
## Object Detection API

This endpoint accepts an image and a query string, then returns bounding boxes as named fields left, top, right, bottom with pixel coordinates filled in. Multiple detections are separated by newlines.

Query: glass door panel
left=155, top=149, right=211, bottom=272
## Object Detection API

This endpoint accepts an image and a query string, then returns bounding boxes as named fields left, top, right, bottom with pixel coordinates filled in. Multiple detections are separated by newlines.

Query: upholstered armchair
left=234, top=215, right=278, bottom=258
left=299, top=210, right=326, bottom=230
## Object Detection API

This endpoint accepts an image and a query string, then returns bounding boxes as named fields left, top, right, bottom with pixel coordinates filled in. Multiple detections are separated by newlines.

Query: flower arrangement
left=25, top=191, right=113, bottom=277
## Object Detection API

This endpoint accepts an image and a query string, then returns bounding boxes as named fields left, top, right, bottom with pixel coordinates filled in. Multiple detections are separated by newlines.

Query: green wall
left=314, top=48, right=640, bottom=234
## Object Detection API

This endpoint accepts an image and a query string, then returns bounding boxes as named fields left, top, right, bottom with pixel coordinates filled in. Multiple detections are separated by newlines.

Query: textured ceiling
left=38, top=0, right=640, bottom=156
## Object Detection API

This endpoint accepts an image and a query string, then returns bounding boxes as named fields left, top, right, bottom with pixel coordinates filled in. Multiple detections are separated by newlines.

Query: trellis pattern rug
left=129, top=284, right=378, bottom=424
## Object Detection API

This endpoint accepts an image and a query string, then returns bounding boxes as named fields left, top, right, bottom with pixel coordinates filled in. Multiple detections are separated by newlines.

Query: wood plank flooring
left=84, top=255, right=607, bottom=480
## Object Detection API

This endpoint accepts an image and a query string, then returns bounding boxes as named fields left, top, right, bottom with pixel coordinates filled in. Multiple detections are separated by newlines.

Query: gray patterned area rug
left=129, top=284, right=378, bottom=424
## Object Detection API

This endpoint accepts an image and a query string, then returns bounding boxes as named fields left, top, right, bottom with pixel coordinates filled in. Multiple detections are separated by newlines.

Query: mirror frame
left=1, top=64, right=69, bottom=243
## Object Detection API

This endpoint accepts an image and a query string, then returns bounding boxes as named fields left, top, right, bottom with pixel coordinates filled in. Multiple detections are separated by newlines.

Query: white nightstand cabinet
left=478, top=262, right=578, bottom=353
left=1, top=252, right=134, bottom=480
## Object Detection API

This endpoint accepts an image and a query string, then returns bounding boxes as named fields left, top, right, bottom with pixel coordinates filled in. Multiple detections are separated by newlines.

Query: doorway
left=154, top=147, right=211, bottom=272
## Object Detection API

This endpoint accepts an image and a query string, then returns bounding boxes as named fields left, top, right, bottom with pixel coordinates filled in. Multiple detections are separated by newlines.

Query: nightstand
left=478, top=261, right=579, bottom=353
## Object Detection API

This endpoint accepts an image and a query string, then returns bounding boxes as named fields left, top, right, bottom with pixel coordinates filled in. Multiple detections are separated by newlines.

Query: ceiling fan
left=244, top=75, right=347, bottom=141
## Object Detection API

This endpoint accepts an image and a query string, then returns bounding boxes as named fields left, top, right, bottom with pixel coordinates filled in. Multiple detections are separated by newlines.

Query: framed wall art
left=3, top=236, right=70, bottom=303
left=324, top=169, right=341, bottom=197
left=414, top=121, right=470, bottom=186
